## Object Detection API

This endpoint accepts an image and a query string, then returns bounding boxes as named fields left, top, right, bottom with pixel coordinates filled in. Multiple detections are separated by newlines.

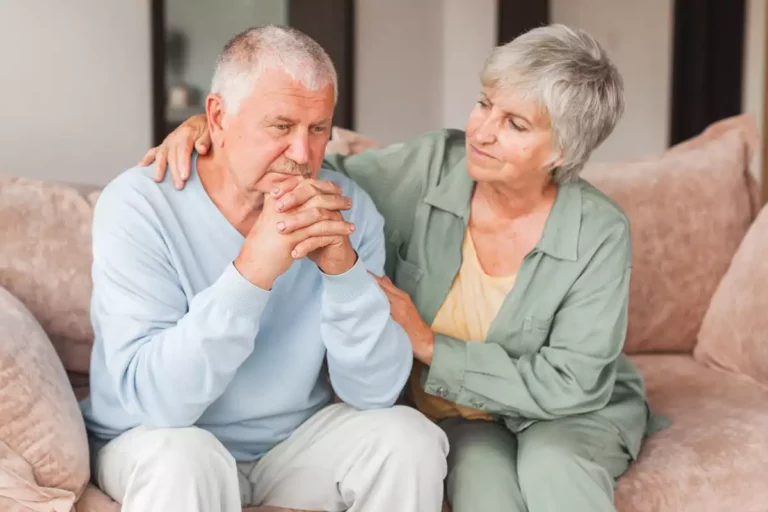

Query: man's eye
left=274, top=124, right=290, bottom=131
left=312, top=126, right=327, bottom=134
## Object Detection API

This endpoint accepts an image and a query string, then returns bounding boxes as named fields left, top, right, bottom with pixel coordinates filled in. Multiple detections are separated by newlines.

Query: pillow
left=0, top=285, right=90, bottom=507
left=0, top=175, right=96, bottom=374
left=694, top=204, right=768, bottom=386
left=584, top=114, right=759, bottom=354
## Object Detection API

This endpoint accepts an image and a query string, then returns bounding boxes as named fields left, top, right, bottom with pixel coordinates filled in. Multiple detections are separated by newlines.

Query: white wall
left=441, top=0, right=497, bottom=130
left=356, top=0, right=674, bottom=163
left=0, top=0, right=152, bottom=186
left=354, top=0, right=445, bottom=145
left=550, top=0, right=675, bottom=162
left=743, top=0, right=766, bottom=180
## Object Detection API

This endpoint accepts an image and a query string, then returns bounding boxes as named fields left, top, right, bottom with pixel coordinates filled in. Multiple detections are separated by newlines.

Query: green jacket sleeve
left=424, top=224, right=632, bottom=420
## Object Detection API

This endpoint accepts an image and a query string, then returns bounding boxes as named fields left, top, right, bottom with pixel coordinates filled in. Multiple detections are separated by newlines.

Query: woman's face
left=465, top=85, right=558, bottom=188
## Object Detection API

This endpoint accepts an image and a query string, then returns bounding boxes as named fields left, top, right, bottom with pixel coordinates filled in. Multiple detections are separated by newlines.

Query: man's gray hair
left=211, top=25, right=338, bottom=114
left=481, top=24, right=624, bottom=182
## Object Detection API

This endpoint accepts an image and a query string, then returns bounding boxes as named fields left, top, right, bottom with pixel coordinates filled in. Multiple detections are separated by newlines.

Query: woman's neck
left=472, top=179, right=556, bottom=226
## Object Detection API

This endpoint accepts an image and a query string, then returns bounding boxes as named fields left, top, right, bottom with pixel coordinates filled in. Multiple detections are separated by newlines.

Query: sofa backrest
left=0, top=176, right=97, bottom=375
left=583, top=114, right=760, bottom=354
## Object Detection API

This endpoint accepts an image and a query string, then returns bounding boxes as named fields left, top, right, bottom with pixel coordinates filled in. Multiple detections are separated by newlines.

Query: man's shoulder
left=94, top=166, right=174, bottom=233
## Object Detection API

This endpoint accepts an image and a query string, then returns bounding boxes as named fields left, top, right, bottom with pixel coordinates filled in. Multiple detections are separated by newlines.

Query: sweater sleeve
left=319, top=179, right=413, bottom=409
left=91, top=178, right=268, bottom=428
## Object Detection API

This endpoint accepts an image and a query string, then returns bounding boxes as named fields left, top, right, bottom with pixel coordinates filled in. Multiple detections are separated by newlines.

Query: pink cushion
left=0, top=175, right=96, bottom=373
left=694, top=204, right=768, bottom=386
left=616, top=354, right=768, bottom=511
left=584, top=114, right=760, bottom=353
left=0, top=285, right=90, bottom=505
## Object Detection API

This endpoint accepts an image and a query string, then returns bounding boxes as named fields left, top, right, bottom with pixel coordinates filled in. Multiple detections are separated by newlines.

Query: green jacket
left=324, top=129, right=649, bottom=458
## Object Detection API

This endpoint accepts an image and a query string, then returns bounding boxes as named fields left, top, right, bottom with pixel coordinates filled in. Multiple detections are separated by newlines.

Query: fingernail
left=272, top=187, right=280, bottom=195
left=292, top=249, right=299, bottom=258
left=181, top=170, right=188, bottom=179
left=349, top=224, right=355, bottom=232
left=276, top=201, right=284, bottom=211
left=277, top=221, right=286, bottom=232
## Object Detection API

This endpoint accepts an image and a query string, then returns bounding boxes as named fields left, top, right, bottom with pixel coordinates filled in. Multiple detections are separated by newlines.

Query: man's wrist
left=318, top=245, right=358, bottom=276
left=233, top=256, right=275, bottom=290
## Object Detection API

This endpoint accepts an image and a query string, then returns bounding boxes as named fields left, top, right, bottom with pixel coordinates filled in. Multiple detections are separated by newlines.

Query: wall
left=441, top=0, right=497, bottom=131
left=550, top=0, right=675, bottom=162
left=354, top=0, right=445, bottom=145
left=743, top=0, right=767, bottom=180
left=355, top=0, right=674, bottom=163
left=0, top=0, right=152, bottom=186
left=165, top=0, right=287, bottom=111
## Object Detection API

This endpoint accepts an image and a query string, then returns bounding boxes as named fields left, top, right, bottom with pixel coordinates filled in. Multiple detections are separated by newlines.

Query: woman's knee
left=442, top=420, right=526, bottom=512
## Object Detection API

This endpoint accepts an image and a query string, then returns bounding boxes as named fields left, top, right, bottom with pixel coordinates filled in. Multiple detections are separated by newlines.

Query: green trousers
left=439, top=412, right=641, bottom=512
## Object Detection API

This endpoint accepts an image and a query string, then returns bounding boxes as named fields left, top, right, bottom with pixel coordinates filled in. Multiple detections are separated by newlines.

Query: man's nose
left=285, top=132, right=310, bottom=165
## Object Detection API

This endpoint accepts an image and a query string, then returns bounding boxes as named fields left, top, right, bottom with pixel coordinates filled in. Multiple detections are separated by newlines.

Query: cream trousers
left=93, top=404, right=448, bottom=512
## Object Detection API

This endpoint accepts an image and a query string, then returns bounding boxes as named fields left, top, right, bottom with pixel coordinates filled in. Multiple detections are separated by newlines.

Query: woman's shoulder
left=572, top=179, right=631, bottom=256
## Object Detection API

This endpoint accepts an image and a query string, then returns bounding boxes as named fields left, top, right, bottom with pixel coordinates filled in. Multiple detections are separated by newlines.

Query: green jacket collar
left=423, top=158, right=583, bottom=262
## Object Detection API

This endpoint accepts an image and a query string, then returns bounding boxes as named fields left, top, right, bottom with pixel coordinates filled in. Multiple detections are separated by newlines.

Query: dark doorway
left=497, top=0, right=549, bottom=45
left=670, top=0, right=747, bottom=145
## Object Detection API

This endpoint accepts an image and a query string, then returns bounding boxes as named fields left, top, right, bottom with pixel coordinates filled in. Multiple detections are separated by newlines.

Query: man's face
left=212, top=68, right=335, bottom=196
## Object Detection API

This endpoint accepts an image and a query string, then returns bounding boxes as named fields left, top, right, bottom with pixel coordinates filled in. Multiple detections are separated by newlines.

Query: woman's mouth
left=469, top=144, right=497, bottom=160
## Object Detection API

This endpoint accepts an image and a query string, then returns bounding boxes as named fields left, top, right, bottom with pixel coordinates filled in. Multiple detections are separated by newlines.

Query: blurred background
left=0, top=0, right=765, bottom=187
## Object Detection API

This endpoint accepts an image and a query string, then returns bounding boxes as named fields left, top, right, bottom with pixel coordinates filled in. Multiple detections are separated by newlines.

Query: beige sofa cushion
left=584, top=114, right=759, bottom=354
left=694, top=204, right=768, bottom=386
left=0, top=175, right=96, bottom=374
left=616, top=354, right=768, bottom=512
left=0, top=285, right=90, bottom=508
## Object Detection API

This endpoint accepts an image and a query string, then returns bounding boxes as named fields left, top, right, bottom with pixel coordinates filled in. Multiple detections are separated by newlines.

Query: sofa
left=1, top=114, right=767, bottom=512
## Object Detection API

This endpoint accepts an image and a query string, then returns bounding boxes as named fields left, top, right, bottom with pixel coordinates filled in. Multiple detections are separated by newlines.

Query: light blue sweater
left=80, top=159, right=412, bottom=461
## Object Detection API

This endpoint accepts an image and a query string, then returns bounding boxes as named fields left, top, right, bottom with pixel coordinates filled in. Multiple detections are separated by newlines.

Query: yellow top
left=409, top=228, right=516, bottom=421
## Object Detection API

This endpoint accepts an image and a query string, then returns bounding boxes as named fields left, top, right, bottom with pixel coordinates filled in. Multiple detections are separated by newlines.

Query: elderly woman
left=145, top=24, right=649, bottom=512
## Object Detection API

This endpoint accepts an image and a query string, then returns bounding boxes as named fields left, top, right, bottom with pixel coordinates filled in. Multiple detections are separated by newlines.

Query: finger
left=167, top=143, right=181, bottom=189
left=175, top=137, right=193, bottom=184
left=296, top=194, right=352, bottom=213
left=194, top=131, right=211, bottom=155
left=292, top=219, right=355, bottom=242
left=271, top=176, right=302, bottom=199
left=141, top=147, right=157, bottom=167
left=291, top=236, right=337, bottom=259
left=154, top=149, right=168, bottom=183
left=307, top=179, right=344, bottom=196
left=276, top=207, right=339, bottom=234
left=276, top=180, right=343, bottom=210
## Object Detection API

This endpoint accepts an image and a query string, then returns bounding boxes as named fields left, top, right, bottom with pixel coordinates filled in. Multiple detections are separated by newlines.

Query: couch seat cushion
left=616, top=354, right=768, bottom=511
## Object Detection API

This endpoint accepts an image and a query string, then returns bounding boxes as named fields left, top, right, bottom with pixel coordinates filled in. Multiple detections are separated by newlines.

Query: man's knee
left=130, top=427, right=236, bottom=480
left=363, top=406, right=448, bottom=473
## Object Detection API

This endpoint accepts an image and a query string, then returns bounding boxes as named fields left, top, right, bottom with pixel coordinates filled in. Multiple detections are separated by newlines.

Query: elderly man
left=80, top=25, right=448, bottom=512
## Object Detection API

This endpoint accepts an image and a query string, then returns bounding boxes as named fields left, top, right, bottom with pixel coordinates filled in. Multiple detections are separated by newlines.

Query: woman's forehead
left=482, top=85, right=550, bottom=128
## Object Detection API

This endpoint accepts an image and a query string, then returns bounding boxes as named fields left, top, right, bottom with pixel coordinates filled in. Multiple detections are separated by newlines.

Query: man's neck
left=197, top=152, right=262, bottom=236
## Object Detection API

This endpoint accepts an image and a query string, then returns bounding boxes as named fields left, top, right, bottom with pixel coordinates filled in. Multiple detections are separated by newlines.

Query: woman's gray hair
left=211, top=25, right=337, bottom=114
left=481, top=24, right=624, bottom=182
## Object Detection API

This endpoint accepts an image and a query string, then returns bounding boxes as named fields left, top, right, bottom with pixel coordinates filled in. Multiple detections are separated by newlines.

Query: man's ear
left=206, top=93, right=226, bottom=149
